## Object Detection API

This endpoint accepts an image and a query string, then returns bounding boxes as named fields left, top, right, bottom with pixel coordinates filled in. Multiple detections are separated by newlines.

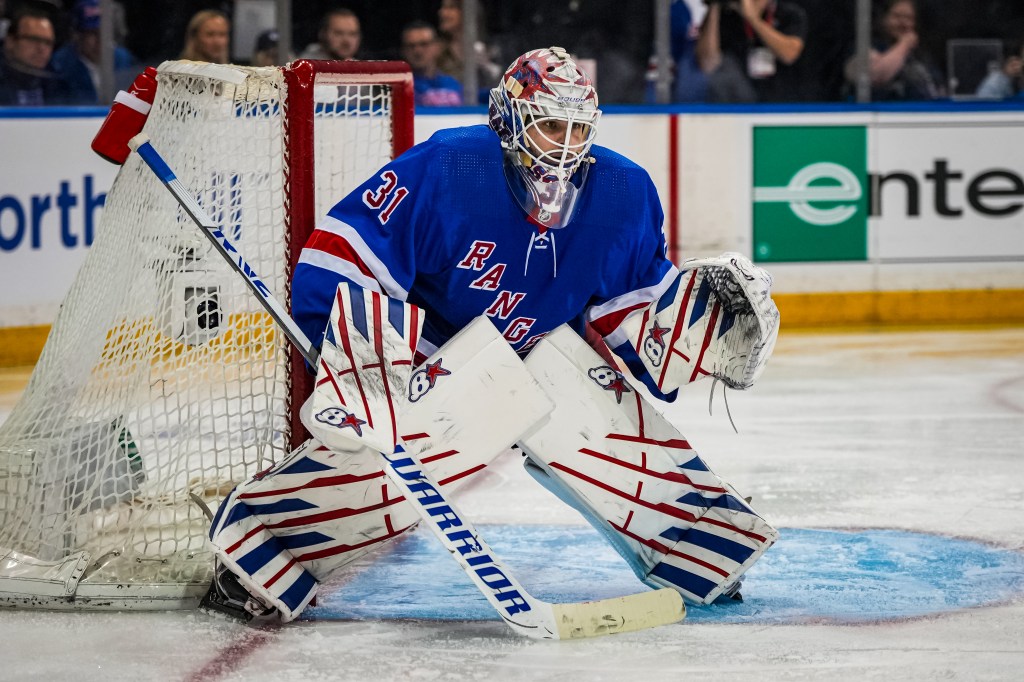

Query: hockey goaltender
left=198, top=47, right=781, bottom=631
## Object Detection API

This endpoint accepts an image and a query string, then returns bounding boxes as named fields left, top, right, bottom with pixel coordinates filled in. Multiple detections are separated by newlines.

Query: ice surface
left=1, top=328, right=1022, bottom=681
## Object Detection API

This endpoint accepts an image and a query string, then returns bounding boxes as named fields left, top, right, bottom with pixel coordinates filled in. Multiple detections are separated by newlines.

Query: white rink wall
left=1, top=105, right=1023, bottom=345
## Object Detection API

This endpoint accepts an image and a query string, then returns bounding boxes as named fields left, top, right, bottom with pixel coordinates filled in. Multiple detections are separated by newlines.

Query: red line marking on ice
left=991, top=374, right=1024, bottom=413
left=184, top=629, right=277, bottom=682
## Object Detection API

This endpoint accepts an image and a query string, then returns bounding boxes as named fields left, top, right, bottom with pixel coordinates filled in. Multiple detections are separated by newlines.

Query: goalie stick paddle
left=128, top=133, right=685, bottom=639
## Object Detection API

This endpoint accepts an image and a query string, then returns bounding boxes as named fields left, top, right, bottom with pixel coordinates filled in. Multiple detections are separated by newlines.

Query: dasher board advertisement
left=872, top=122, right=1024, bottom=261
left=752, top=121, right=1024, bottom=263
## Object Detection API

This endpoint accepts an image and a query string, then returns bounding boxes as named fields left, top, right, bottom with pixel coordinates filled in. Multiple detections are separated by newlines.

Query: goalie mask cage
left=0, top=60, right=414, bottom=609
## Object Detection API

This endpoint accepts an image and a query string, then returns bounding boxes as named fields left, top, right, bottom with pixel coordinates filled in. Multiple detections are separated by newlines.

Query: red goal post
left=284, top=59, right=415, bottom=451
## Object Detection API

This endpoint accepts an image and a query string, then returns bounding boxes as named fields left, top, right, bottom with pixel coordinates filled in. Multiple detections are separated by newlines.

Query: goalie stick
left=128, top=133, right=685, bottom=640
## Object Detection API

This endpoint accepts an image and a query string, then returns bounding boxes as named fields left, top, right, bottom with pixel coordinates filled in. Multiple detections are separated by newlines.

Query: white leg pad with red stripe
left=209, top=315, right=552, bottom=621
left=615, top=253, right=779, bottom=393
left=519, top=325, right=778, bottom=604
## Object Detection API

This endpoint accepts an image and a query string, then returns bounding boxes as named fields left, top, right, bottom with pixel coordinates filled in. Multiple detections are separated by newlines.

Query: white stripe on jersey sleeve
left=298, top=249, right=385, bottom=295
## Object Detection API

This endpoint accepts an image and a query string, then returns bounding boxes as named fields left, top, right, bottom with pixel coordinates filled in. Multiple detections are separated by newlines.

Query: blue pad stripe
left=650, top=561, right=717, bottom=599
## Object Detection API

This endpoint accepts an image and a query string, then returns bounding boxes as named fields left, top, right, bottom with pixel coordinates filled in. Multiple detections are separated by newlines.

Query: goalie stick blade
left=549, top=588, right=685, bottom=639
left=382, top=449, right=682, bottom=641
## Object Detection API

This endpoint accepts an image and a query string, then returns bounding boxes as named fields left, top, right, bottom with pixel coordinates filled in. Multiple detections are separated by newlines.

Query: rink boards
left=2, top=105, right=1024, bottom=367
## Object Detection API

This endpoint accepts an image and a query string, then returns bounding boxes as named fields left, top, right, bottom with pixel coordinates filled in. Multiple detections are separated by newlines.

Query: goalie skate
left=198, top=562, right=279, bottom=625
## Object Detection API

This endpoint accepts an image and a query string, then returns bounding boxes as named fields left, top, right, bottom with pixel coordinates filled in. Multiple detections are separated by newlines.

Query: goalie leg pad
left=209, top=316, right=553, bottom=620
left=522, top=456, right=653, bottom=583
left=210, top=438, right=414, bottom=583
left=519, top=325, right=778, bottom=604
left=207, top=446, right=320, bottom=622
left=642, top=480, right=774, bottom=602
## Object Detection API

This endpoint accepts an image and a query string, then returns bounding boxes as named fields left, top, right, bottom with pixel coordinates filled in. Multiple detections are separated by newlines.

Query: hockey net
left=0, top=60, right=413, bottom=608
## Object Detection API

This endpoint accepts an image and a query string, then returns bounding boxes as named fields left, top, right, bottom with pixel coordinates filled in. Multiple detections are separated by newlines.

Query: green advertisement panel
left=753, top=126, right=868, bottom=262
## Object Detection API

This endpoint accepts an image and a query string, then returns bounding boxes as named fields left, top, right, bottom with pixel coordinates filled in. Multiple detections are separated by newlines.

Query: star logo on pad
left=648, top=322, right=670, bottom=345
left=606, top=375, right=630, bottom=403
left=410, top=359, right=453, bottom=403
left=425, top=359, right=451, bottom=387
left=339, top=412, right=366, bottom=436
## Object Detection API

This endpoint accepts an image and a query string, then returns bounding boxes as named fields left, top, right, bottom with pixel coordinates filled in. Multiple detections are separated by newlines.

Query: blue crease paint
left=305, top=526, right=1024, bottom=624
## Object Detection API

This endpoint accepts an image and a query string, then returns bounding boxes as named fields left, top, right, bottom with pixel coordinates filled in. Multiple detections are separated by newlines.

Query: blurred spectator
left=402, top=21, right=462, bottom=107
left=787, top=0, right=856, bottom=102
left=436, top=0, right=502, bottom=104
left=696, top=0, right=807, bottom=103
left=0, top=1, right=9, bottom=41
left=299, top=8, right=361, bottom=61
left=51, top=0, right=137, bottom=105
left=489, top=1, right=653, bottom=103
left=180, top=9, right=229, bottom=64
left=654, top=0, right=709, bottom=103
left=0, top=3, right=69, bottom=105
left=846, top=0, right=943, bottom=100
left=251, top=29, right=287, bottom=67
left=976, top=44, right=1023, bottom=99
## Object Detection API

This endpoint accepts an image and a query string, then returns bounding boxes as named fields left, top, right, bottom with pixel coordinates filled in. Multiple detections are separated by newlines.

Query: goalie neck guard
left=488, top=47, right=601, bottom=230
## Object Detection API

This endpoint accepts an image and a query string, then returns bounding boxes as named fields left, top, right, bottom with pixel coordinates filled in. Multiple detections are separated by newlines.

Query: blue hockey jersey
left=293, top=124, right=677, bottom=367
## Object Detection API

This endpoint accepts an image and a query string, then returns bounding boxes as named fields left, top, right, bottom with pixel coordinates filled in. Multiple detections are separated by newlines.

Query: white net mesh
left=0, top=61, right=401, bottom=607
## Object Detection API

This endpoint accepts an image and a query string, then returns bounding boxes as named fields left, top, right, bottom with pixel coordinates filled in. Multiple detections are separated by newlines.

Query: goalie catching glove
left=611, top=252, right=779, bottom=395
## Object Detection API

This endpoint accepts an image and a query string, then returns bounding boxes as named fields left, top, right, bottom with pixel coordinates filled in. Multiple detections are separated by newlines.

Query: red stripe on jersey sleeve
left=590, top=301, right=648, bottom=337
left=305, top=230, right=378, bottom=281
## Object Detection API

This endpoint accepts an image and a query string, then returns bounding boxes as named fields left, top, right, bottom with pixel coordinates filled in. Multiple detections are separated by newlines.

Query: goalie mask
left=488, top=47, right=601, bottom=229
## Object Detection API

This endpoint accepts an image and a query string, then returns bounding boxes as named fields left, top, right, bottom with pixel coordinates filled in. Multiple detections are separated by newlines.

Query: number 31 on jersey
left=362, top=170, right=409, bottom=225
